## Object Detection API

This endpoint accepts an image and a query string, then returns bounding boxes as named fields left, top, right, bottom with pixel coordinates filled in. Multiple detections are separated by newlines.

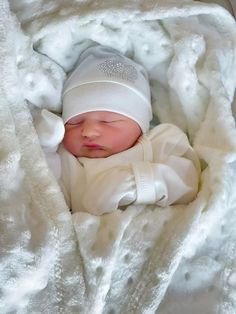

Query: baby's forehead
left=66, top=110, right=128, bottom=123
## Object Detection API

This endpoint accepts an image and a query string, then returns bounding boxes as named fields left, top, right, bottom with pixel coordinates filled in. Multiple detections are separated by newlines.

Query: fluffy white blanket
left=1, top=0, right=236, bottom=313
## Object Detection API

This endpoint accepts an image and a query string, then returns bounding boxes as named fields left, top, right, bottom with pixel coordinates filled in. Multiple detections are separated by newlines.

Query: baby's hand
left=34, top=109, right=65, bottom=150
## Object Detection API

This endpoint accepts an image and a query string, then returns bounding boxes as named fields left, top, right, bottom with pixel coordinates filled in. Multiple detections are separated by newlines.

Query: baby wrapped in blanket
left=35, top=44, right=201, bottom=215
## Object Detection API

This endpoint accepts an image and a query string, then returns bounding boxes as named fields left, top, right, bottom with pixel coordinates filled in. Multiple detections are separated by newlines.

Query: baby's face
left=63, top=111, right=142, bottom=158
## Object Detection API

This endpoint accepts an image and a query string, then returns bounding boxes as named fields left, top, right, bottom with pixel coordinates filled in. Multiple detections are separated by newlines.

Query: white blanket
left=1, top=0, right=236, bottom=313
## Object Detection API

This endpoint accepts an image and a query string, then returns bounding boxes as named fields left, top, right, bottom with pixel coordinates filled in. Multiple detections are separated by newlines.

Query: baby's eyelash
left=102, top=120, right=122, bottom=123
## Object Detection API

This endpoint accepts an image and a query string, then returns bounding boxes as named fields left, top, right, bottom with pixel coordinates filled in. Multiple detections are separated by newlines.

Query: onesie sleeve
left=34, top=109, right=65, bottom=151
left=34, top=109, right=65, bottom=179
left=132, top=124, right=200, bottom=207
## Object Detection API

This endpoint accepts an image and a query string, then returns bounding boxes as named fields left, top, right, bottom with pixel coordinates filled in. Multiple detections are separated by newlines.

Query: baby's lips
left=83, top=143, right=103, bottom=149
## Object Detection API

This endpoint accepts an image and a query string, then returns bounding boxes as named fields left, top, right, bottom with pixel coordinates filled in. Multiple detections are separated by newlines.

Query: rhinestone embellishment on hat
left=98, top=58, right=138, bottom=82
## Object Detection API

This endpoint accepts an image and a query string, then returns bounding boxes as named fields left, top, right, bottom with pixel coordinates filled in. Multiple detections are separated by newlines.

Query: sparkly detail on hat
left=98, top=59, right=138, bottom=82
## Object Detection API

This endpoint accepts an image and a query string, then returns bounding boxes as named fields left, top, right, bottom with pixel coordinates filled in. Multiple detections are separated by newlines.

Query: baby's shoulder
left=147, top=123, right=187, bottom=140
left=146, top=123, right=192, bottom=158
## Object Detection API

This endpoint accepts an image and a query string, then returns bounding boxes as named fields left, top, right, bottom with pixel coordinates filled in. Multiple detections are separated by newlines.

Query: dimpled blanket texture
left=1, top=0, right=236, bottom=313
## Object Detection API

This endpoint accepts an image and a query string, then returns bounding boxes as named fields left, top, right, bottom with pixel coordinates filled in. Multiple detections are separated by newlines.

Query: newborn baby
left=35, top=44, right=200, bottom=215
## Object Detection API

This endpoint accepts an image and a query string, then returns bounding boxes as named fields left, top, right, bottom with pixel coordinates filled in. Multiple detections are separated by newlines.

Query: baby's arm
left=132, top=124, right=200, bottom=207
left=34, top=109, right=64, bottom=150
left=34, top=109, right=65, bottom=179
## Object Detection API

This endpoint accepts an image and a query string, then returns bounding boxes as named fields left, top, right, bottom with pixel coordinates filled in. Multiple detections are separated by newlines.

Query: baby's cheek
left=63, top=133, right=75, bottom=153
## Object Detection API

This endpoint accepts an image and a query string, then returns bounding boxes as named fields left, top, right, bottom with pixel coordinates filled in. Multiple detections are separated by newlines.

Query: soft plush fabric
left=200, top=0, right=235, bottom=16
left=1, top=0, right=236, bottom=313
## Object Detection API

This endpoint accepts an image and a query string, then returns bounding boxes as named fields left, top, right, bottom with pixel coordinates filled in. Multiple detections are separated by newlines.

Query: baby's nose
left=81, top=120, right=100, bottom=138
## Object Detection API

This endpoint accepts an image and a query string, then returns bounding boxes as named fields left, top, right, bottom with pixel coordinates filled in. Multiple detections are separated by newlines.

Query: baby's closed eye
left=101, top=119, right=122, bottom=123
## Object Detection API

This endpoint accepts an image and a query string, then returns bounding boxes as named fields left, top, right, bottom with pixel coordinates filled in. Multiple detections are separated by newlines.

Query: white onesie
left=35, top=109, right=201, bottom=215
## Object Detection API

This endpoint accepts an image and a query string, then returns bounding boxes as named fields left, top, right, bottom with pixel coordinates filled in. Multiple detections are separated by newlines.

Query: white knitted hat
left=62, top=45, right=152, bottom=133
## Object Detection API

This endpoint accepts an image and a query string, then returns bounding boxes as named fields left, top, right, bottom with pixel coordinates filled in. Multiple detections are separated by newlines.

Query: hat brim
left=62, top=82, right=152, bottom=133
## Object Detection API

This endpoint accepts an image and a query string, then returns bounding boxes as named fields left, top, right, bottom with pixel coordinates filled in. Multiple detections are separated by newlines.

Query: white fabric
left=34, top=109, right=65, bottom=179
left=1, top=0, right=236, bottom=313
left=62, top=45, right=152, bottom=132
left=200, top=0, right=235, bottom=16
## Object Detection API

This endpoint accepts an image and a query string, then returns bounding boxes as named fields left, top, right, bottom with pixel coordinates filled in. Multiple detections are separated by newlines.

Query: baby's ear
left=35, top=109, right=65, bottom=148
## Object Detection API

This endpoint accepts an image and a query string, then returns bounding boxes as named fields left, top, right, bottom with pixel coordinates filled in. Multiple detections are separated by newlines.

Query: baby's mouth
left=83, top=143, right=103, bottom=150
left=81, top=144, right=113, bottom=158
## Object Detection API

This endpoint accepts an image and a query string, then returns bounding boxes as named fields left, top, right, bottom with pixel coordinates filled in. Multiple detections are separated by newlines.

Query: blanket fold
left=1, top=0, right=236, bottom=313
